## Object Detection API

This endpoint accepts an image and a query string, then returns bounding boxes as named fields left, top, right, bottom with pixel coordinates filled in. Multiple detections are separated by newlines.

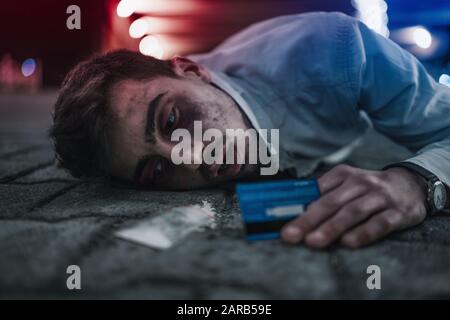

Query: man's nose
left=159, top=139, right=204, bottom=172
left=181, top=139, right=203, bottom=172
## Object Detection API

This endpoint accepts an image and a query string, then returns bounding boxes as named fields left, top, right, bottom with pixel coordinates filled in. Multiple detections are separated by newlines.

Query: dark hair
left=49, top=49, right=176, bottom=178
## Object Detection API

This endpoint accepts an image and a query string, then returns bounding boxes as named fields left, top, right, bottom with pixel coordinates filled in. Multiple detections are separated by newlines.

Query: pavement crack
left=27, top=181, right=86, bottom=212
left=7, top=178, right=77, bottom=185
left=0, top=145, right=44, bottom=160
left=0, top=161, right=54, bottom=183
left=0, top=212, right=150, bottom=223
left=47, top=219, right=121, bottom=293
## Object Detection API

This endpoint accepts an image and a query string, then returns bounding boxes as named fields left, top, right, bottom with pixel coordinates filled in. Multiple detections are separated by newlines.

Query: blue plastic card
left=236, top=179, right=321, bottom=241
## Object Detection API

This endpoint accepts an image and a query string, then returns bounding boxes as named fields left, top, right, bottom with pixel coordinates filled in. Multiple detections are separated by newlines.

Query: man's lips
left=207, top=162, right=242, bottom=179
left=206, top=143, right=243, bottom=180
left=221, top=162, right=243, bottom=179
left=139, top=159, right=155, bottom=185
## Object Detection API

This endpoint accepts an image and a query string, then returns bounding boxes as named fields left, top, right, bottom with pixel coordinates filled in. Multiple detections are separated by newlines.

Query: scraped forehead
left=109, top=80, right=150, bottom=121
left=107, top=80, right=153, bottom=180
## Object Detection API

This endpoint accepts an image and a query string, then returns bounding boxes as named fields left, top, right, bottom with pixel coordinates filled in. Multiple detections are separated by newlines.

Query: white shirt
left=189, top=12, right=450, bottom=189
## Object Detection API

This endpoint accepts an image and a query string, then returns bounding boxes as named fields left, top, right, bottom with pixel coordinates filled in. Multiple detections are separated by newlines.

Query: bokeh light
left=117, top=0, right=134, bottom=18
left=413, top=27, right=432, bottom=49
left=439, top=74, right=450, bottom=87
left=352, top=0, right=389, bottom=38
left=139, top=35, right=164, bottom=59
left=129, top=18, right=151, bottom=39
left=21, top=58, right=36, bottom=77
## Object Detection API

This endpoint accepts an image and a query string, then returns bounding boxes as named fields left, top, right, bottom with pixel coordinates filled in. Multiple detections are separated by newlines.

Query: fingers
left=317, top=164, right=350, bottom=194
left=281, top=179, right=367, bottom=244
left=280, top=164, right=427, bottom=249
left=304, top=193, right=388, bottom=248
left=340, top=209, right=406, bottom=248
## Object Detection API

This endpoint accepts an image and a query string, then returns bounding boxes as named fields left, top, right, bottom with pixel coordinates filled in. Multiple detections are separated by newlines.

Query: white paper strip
left=115, top=204, right=215, bottom=250
left=266, top=204, right=304, bottom=217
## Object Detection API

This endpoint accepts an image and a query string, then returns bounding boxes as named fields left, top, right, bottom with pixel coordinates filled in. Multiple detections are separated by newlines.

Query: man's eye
left=165, top=110, right=176, bottom=131
left=154, top=160, right=163, bottom=179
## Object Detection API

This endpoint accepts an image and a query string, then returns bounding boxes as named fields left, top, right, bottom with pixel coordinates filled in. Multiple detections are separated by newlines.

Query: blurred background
left=1, top=0, right=450, bottom=91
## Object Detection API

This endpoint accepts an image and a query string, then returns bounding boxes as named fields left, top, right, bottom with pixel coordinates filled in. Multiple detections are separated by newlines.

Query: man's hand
left=281, top=164, right=428, bottom=248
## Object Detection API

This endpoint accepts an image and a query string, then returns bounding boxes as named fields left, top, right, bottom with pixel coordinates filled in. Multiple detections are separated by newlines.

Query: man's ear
left=170, top=56, right=211, bottom=82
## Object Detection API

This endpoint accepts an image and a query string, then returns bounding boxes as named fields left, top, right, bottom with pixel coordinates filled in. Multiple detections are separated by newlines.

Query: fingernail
left=341, top=235, right=358, bottom=248
left=309, top=231, right=325, bottom=242
left=282, top=226, right=302, bottom=243
left=306, top=231, right=328, bottom=248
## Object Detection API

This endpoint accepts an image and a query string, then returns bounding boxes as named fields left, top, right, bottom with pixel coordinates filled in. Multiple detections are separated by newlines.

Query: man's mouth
left=219, top=162, right=242, bottom=178
left=207, top=162, right=242, bottom=180
left=205, top=144, right=243, bottom=180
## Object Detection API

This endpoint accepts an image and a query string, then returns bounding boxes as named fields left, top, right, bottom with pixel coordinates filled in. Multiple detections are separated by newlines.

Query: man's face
left=107, top=58, right=259, bottom=190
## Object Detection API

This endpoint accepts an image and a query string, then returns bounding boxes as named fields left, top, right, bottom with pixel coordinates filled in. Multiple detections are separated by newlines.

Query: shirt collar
left=209, top=70, right=262, bottom=131
left=207, top=69, right=278, bottom=159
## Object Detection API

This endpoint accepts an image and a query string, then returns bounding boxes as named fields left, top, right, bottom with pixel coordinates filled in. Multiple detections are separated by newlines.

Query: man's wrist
left=384, top=167, right=428, bottom=197
left=383, top=165, right=429, bottom=214
left=399, top=168, right=431, bottom=213
left=383, top=162, right=448, bottom=214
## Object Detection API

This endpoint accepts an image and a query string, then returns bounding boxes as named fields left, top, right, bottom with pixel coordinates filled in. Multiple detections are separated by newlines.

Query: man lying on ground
left=50, top=12, right=450, bottom=249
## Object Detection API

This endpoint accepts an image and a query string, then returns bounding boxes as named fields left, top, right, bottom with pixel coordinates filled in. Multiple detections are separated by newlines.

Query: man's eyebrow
left=145, top=91, right=167, bottom=142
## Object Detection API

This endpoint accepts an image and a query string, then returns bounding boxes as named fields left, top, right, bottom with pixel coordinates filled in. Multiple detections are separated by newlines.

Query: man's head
left=50, top=50, right=258, bottom=190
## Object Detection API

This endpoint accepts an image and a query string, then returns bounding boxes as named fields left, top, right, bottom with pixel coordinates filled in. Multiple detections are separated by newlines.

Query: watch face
left=433, top=182, right=447, bottom=211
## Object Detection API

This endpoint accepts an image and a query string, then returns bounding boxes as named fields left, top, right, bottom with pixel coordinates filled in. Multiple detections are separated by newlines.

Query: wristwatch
left=383, top=162, right=448, bottom=215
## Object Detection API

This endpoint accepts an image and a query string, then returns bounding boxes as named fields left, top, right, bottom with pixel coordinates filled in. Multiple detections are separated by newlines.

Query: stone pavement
left=1, top=92, right=449, bottom=299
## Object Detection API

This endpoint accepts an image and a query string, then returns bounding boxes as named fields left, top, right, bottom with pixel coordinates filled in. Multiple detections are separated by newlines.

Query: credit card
left=236, top=179, right=321, bottom=241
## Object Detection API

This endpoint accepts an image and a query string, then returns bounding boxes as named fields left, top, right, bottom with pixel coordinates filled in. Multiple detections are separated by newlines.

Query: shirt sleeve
left=345, top=17, right=450, bottom=189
